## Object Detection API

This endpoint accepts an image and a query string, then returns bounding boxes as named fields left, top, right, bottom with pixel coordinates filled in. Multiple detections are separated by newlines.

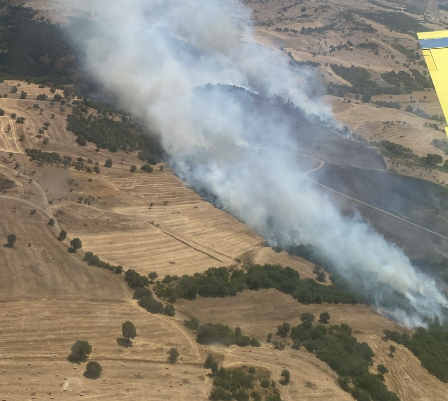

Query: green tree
left=280, top=369, right=290, bottom=385
left=300, top=313, right=315, bottom=328
left=48, top=218, right=55, bottom=226
left=149, top=271, right=158, bottom=281
left=319, top=312, right=330, bottom=324
left=164, top=304, right=175, bottom=316
left=70, top=237, right=82, bottom=251
left=6, top=233, right=16, bottom=248
left=362, top=91, right=372, bottom=103
left=377, top=364, right=389, bottom=375
left=58, top=230, right=67, bottom=241
left=168, top=348, right=179, bottom=364
left=104, top=159, right=113, bottom=168
left=69, top=340, right=92, bottom=362
left=122, top=320, right=137, bottom=342
left=130, top=165, right=137, bottom=173
left=84, top=361, right=102, bottom=379
left=277, top=322, right=291, bottom=337
left=141, top=164, right=153, bottom=173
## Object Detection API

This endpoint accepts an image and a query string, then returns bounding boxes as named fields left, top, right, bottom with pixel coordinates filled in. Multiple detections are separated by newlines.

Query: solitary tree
left=319, top=312, right=331, bottom=324
left=377, top=364, right=389, bottom=375
left=48, top=218, right=55, bottom=226
left=6, top=233, right=16, bottom=248
left=130, top=165, right=137, bottom=173
left=69, top=340, right=92, bottom=362
left=58, top=230, right=67, bottom=241
left=168, top=348, right=179, bottom=364
left=122, top=321, right=137, bottom=343
left=70, top=237, right=82, bottom=252
left=280, top=369, right=290, bottom=385
left=84, top=361, right=102, bottom=379
left=104, top=159, right=113, bottom=168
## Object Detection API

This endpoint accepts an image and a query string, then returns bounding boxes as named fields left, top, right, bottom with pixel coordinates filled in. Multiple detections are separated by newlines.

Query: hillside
left=1, top=1, right=448, bottom=401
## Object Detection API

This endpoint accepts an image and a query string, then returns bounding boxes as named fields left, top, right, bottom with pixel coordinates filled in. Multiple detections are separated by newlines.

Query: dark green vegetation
left=329, top=65, right=431, bottom=98
left=330, top=65, right=380, bottom=95
left=383, top=324, right=448, bottom=382
left=69, top=237, right=82, bottom=252
left=168, top=348, right=179, bottom=364
left=373, top=101, right=401, bottom=109
left=355, top=10, right=427, bottom=33
left=84, top=361, right=102, bottom=379
left=122, top=321, right=137, bottom=343
left=0, top=4, right=75, bottom=86
left=67, top=111, right=163, bottom=159
left=205, top=356, right=282, bottom=401
left=130, top=279, right=166, bottom=315
left=194, top=323, right=261, bottom=347
left=83, top=251, right=123, bottom=274
left=155, top=264, right=360, bottom=305
left=6, top=233, right=16, bottom=248
left=381, top=70, right=432, bottom=92
left=69, top=340, right=92, bottom=363
left=25, top=148, right=61, bottom=165
left=288, top=317, right=399, bottom=401
left=432, top=139, right=448, bottom=155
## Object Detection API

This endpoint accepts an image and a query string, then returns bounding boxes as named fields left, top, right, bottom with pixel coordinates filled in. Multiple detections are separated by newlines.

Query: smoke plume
left=63, top=0, right=447, bottom=326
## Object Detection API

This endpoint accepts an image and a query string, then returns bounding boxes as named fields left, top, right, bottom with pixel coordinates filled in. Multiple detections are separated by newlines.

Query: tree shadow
left=67, top=247, right=76, bottom=253
left=117, top=338, right=132, bottom=348
left=3, top=243, right=13, bottom=248
left=67, top=354, right=87, bottom=364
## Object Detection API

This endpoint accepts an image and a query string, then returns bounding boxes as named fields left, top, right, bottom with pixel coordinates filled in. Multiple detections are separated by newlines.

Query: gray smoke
left=63, top=0, right=447, bottom=327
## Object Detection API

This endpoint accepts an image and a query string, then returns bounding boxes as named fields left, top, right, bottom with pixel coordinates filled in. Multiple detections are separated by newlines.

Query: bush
left=141, top=164, right=153, bottom=173
left=122, top=320, right=137, bottom=341
left=84, top=361, right=102, bottom=379
left=69, top=340, right=92, bottom=362
left=104, top=159, right=113, bottom=168
left=168, top=348, right=179, bottom=364
left=164, top=304, right=175, bottom=316
left=6, top=233, right=16, bottom=248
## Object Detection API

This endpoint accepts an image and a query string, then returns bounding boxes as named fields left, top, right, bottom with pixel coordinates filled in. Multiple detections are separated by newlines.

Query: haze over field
left=63, top=0, right=447, bottom=326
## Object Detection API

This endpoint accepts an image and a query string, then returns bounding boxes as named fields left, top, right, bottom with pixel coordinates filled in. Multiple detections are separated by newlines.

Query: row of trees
left=156, top=264, right=360, bottom=305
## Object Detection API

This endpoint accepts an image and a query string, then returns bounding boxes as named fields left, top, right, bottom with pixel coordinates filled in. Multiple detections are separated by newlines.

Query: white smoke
left=62, top=0, right=447, bottom=327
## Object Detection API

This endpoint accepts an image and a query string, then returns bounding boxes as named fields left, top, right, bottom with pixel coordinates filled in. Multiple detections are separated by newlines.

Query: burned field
left=310, top=163, right=448, bottom=261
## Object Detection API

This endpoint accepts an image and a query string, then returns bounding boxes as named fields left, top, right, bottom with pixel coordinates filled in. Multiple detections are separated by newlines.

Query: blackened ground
left=310, top=164, right=448, bottom=262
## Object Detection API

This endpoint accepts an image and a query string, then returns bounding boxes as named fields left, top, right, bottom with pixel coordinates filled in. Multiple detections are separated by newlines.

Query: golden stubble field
left=0, top=80, right=360, bottom=401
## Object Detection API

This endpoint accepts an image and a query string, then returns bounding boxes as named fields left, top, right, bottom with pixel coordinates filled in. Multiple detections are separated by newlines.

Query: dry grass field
left=176, top=289, right=448, bottom=401
left=0, top=300, right=209, bottom=401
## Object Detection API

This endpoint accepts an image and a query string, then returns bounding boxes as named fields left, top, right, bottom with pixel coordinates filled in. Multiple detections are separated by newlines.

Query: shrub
left=69, top=340, right=92, bottom=362
left=84, top=361, right=102, bottom=379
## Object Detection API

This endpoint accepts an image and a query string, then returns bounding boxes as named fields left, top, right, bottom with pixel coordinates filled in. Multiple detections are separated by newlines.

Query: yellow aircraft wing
left=418, top=30, right=448, bottom=135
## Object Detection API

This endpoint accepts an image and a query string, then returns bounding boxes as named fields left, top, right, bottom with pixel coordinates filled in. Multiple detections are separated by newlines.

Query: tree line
left=155, top=264, right=361, bottom=305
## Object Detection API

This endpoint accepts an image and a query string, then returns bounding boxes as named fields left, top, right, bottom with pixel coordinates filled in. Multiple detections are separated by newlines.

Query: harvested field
left=175, top=289, right=405, bottom=339
left=360, top=334, right=448, bottom=401
left=0, top=299, right=208, bottom=401
left=0, top=198, right=129, bottom=300
left=214, top=344, right=353, bottom=401
left=0, top=117, right=22, bottom=154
